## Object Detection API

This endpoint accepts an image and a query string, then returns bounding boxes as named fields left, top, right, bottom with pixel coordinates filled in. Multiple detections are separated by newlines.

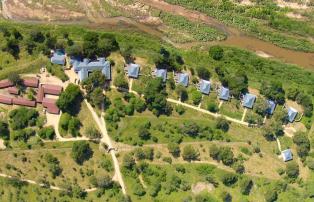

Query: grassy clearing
left=0, top=142, right=113, bottom=189
left=219, top=99, right=244, bottom=120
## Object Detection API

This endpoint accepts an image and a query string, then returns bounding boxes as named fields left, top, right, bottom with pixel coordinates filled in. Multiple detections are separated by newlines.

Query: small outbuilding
left=219, top=86, right=230, bottom=101
left=154, top=69, right=167, bottom=82
left=242, top=93, right=256, bottom=109
left=42, top=84, right=63, bottom=95
left=176, top=73, right=189, bottom=87
left=42, top=98, right=60, bottom=114
left=266, top=100, right=276, bottom=115
left=198, top=80, right=211, bottom=95
left=126, top=63, right=140, bottom=78
left=287, top=107, right=298, bottom=123
left=281, top=149, right=293, bottom=162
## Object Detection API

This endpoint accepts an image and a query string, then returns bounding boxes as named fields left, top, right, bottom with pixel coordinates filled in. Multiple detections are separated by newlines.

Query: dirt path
left=0, top=172, right=97, bottom=192
left=167, top=98, right=250, bottom=126
left=84, top=100, right=127, bottom=195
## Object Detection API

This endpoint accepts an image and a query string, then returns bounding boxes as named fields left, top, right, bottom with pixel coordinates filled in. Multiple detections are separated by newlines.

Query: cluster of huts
left=50, top=49, right=299, bottom=123
left=0, top=77, right=63, bottom=114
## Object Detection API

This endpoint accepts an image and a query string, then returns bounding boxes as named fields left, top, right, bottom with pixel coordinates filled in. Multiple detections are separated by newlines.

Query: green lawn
left=219, top=99, right=244, bottom=120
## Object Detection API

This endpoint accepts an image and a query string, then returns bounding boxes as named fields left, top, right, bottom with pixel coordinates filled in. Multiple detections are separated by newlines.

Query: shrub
left=9, top=107, right=38, bottom=130
left=239, top=178, right=253, bottom=195
left=37, top=126, right=55, bottom=140
left=285, top=162, right=299, bottom=179
left=264, top=189, right=277, bottom=202
left=209, top=45, right=224, bottom=60
left=293, top=132, right=310, bottom=159
left=182, top=145, right=199, bottom=162
left=167, top=142, right=181, bottom=157
left=162, top=157, right=172, bottom=164
left=84, top=126, right=101, bottom=139
left=122, top=154, right=135, bottom=170
left=220, top=173, right=238, bottom=186
left=138, top=126, right=151, bottom=140
left=175, top=105, right=185, bottom=115
left=215, top=117, right=229, bottom=132
left=207, top=102, right=218, bottom=113
left=0, top=121, right=10, bottom=140
left=71, top=141, right=93, bottom=164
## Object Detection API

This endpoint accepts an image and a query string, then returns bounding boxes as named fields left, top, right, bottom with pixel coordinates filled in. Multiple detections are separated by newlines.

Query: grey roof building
left=177, top=73, right=189, bottom=87
left=287, top=107, right=298, bottom=123
left=243, top=93, right=256, bottom=109
left=198, top=80, right=211, bottom=95
left=281, top=149, right=293, bottom=162
left=73, top=58, right=111, bottom=81
left=127, top=63, right=140, bottom=78
left=266, top=100, right=276, bottom=115
left=219, top=86, right=230, bottom=101
left=51, top=50, right=66, bottom=65
left=154, top=69, right=167, bottom=82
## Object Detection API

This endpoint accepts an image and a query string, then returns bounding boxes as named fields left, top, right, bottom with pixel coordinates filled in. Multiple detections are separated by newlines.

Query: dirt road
left=84, top=100, right=127, bottom=195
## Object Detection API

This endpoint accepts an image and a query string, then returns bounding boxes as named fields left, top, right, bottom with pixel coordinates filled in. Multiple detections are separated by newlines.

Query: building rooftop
left=42, top=84, right=63, bottom=95
left=73, top=58, right=111, bottom=81
left=154, top=69, right=167, bottom=82
left=287, top=107, right=298, bottom=123
left=42, top=98, right=60, bottom=114
left=12, top=98, right=36, bottom=107
left=219, top=86, right=230, bottom=101
left=51, top=50, right=66, bottom=65
left=266, top=100, right=276, bottom=115
left=282, top=149, right=293, bottom=162
left=0, top=95, right=13, bottom=105
left=8, top=87, right=19, bottom=95
left=127, top=63, right=140, bottom=78
left=177, top=73, right=189, bottom=87
left=22, top=77, right=39, bottom=88
left=243, top=93, right=256, bottom=109
left=0, top=79, right=13, bottom=89
left=199, top=80, right=211, bottom=95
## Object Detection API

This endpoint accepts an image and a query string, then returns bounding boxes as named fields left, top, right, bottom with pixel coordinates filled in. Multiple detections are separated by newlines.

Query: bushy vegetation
left=46, top=63, right=69, bottom=82
left=9, top=107, right=38, bottom=130
left=71, top=141, right=93, bottom=165
left=159, top=12, right=226, bottom=42
left=57, top=84, right=82, bottom=114
left=37, top=126, right=55, bottom=140
left=165, top=0, right=314, bottom=52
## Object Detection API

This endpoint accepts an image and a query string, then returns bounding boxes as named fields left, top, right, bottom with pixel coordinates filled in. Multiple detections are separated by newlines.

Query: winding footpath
left=84, top=100, right=127, bottom=195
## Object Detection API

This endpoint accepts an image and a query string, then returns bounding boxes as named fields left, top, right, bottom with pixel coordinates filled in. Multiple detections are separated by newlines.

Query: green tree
left=122, top=154, right=135, bottom=170
left=144, top=78, right=172, bottom=116
left=191, top=89, right=202, bottom=105
left=196, top=67, right=211, bottom=80
left=216, top=117, right=230, bottom=132
left=0, top=121, right=10, bottom=140
left=114, top=73, right=129, bottom=89
left=71, top=141, right=93, bottom=164
left=254, top=96, right=269, bottom=116
left=138, top=126, right=151, bottom=140
left=90, top=87, right=105, bottom=108
left=264, top=188, right=277, bottom=202
left=220, top=173, right=238, bottom=186
left=82, top=70, right=106, bottom=94
left=292, top=132, right=310, bottom=159
left=260, top=81, right=285, bottom=105
left=209, top=45, right=224, bottom=60
left=239, top=178, right=253, bottom=195
left=37, top=126, right=55, bottom=140
left=182, top=145, right=199, bottom=162
left=56, top=84, right=82, bottom=114
left=68, top=117, right=81, bottom=137
left=175, top=84, right=188, bottom=101
left=44, top=153, right=62, bottom=178
left=262, top=119, right=283, bottom=141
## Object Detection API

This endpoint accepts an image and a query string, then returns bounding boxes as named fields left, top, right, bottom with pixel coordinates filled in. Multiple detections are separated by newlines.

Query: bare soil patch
left=191, top=182, right=214, bottom=194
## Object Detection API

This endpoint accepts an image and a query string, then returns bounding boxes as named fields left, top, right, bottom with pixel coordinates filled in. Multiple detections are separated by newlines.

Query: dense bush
left=285, top=162, right=299, bottom=179
left=215, top=117, right=230, bottom=132
left=44, top=153, right=62, bottom=178
left=0, top=121, right=10, bottom=140
left=220, top=173, right=238, bottom=186
left=239, top=178, right=253, bottom=195
left=182, top=145, right=199, bottom=161
left=292, top=132, right=310, bottom=159
left=167, top=143, right=181, bottom=157
left=9, top=107, right=38, bottom=130
left=71, top=141, right=93, bottom=164
left=209, top=144, right=234, bottom=166
left=56, top=84, right=82, bottom=114
left=46, top=63, right=69, bottom=82
left=37, top=126, right=55, bottom=140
